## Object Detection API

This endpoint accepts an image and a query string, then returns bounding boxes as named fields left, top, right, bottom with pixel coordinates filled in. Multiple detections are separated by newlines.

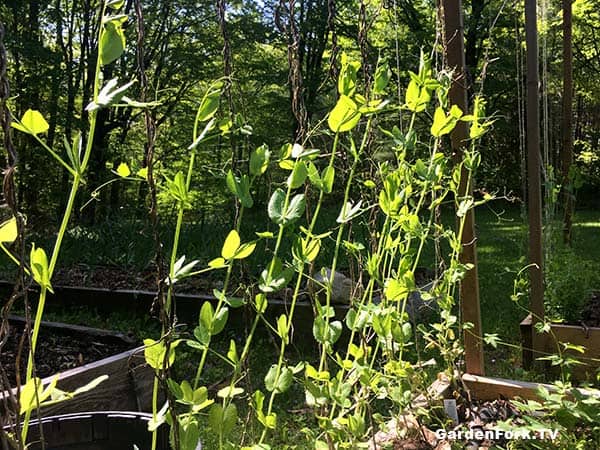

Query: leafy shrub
left=545, top=245, right=600, bottom=323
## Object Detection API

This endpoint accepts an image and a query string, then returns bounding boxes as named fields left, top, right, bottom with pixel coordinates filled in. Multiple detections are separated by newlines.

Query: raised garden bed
left=520, top=314, right=600, bottom=380
left=0, top=317, right=154, bottom=418
left=0, top=281, right=350, bottom=340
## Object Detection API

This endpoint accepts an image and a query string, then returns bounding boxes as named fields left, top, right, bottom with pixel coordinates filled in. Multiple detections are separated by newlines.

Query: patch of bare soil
left=50, top=264, right=218, bottom=294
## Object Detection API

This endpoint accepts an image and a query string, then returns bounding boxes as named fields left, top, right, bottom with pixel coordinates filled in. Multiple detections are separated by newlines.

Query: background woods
left=10, top=0, right=600, bottom=225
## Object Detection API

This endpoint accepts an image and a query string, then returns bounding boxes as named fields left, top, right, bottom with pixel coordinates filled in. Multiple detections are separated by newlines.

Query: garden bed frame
left=520, top=314, right=600, bottom=379
left=0, top=318, right=154, bottom=419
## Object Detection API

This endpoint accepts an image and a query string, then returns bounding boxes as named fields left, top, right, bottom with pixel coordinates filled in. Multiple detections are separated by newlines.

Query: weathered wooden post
left=525, top=0, right=545, bottom=364
left=441, top=0, right=484, bottom=375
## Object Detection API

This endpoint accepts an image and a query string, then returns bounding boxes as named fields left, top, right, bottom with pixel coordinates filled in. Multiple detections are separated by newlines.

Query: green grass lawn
left=4, top=200, right=600, bottom=381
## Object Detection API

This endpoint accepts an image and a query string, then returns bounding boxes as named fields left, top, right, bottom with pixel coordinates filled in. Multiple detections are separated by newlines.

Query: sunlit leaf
left=217, top=386, right=244, bottom=399
left=30, top=244, right=53, bottom=293
left=328, top=95, right=361, bottom=132
left=116, top=162, right=130, bottom=177
left=250, top=145, right=271, bottom=176
left=221, top=230, right=240, bottom=260
left=0, top=217, right=18, bottom=244
left=137, top=167, right=148, bottom=180
left=99, top=17, right=126, bottom=65
left=234, top=242, right=256, bottom=259
left=11, top=109, right=49, bottom=135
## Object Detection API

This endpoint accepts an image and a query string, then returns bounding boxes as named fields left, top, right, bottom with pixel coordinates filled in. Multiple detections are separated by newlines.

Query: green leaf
left=277, top=314, right=288, bottom=344
left=217, top=386, right=244, bottom=399
left=99, top=17, right=126, bottom=66
left=373, top=60, right=391, bottom=95
left=255, top=231, right=274, bottom=239
left=222, top=230, right=241, bottom=260
left=322, top=166, right=335, bottom=193
left=284, top=194, right=305, bottom=224
left=287, top=161, right=308, bottom=189
left=226, top=170, right=254, bottom=208
left=254, top=293, right=268, bottom=314
left=234, top=242, right=256, bottom=260
left=107, top=0, right=125, bottom=8
left=405, top=80, right=420, bottom=111
left=227, top=339, right=238, bottom=364
left=211, top=306, right=229, bottom=335
left=209, top=403, right=237, bottom=436
left=267, top=189, right=285, bottom=224
left=328, top=95, right=361, bottom=132
left=385, top=278, right=408, bottom=302
left=178, top=417, right=200, bottom=450
left=307, top=162, right=321, bottom=188
left=313, top=317, right=342, bottom=345
left=292, top=236, right=321, bottom=265
left=338, top=53, right=360, bottom=96
left=259, top=259, right=293, bottom=293
left=11, top=109, right=49, bottom=135
left=208, top=257, right=227, bottom=269
left=116, top=162, right=130, bottom=177
left=20, top=377, right=48, bottom=414
left=0, top=217, right=17, bottom=243
left=199, top=301, right=214, bottom=335
left=431, top=106, right=460, bottom=137
left=196, top=82, right=222, bottom=122
left=30, top=244, right=53, bottom=293
left=143, top=338, right=178, bottom=370
left=250, top=145, right=271, bottom=176
left=264, top=365, right=293, bottom=393
left=223, top=404, right=238, bottom=435
left=208, top=404, right=223, bottom=434
left=165, top=171, right=189, bottom=205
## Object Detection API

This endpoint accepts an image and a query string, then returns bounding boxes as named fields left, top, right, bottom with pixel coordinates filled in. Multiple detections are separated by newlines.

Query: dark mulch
left=51, top=264, right=218, bottom=294
left=392, top=438, right=432, bottom=449
left=581, top=291, right=600, bottom=328
left=0, top=321, right=136, bottom=385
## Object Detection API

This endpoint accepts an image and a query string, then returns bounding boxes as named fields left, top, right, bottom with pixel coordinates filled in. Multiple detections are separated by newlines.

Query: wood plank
left=463, top=373, right=547, bottom=401
left=521, top=314, right=600, bottom=379
left=462, top=373, right=598, bottom=402
left=1, top=346, right=156, bottom=419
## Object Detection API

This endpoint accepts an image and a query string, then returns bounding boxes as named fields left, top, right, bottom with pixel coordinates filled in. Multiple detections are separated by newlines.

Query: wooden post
left=441, top=0, right=484, bottom=375
left=561, top=0, right=573, bottom=245
left=525, top=0, right=545, bottom=363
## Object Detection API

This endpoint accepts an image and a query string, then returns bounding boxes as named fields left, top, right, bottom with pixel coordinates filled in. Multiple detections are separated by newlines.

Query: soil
left=0, top=320, right=136, bottom=385
left=580, top=291, right=600, bottom=327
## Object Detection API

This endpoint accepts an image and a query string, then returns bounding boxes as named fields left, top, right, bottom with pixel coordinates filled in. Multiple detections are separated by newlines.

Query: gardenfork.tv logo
left=434, top=428, right=559, bottom=441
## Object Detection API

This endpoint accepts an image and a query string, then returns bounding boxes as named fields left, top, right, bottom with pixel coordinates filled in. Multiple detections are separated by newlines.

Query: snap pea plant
left=3, top=1, right=155, bottom=447
left=146, top=50, right=492, bottom=450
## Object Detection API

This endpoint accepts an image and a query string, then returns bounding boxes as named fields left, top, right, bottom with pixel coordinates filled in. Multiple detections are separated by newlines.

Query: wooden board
left=463, top=373, right=549, bottom=402
left=521, top=314, right=600, bottom=379
left=462, top=373, right=598, bottom=402
left=1, top=346, right=155, bottom=419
